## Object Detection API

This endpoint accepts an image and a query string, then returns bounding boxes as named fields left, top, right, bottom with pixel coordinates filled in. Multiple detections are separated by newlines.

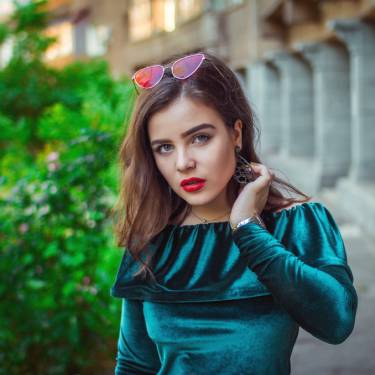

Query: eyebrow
left=150, top=123, right=216, bottom=147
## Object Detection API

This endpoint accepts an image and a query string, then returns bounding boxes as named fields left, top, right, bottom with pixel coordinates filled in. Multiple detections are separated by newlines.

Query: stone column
left=246, top=61, right=281, bottom=156
left=258, top=61, right=281, bottom=155
left=297, top=41, right=351, bottom=187
left=269, top=51, right=314, bottom=158
left=247, top=63, right=262, bottom=156
left=329, top=20, right=375, bottom=182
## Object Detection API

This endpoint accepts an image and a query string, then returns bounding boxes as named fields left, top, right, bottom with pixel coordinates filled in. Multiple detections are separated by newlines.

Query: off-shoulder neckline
left=166, top=201, right=320, bottom=229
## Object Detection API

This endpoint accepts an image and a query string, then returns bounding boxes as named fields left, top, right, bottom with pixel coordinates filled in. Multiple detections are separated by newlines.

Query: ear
left=233, top=119, right=243, bottom=147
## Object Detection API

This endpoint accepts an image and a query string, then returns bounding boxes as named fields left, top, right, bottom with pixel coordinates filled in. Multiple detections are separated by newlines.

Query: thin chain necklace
left=190, top=209, right=231, bottom=224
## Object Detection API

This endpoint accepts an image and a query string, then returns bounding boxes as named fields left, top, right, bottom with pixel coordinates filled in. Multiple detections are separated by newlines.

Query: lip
left=182, top=181, right=205, bottom=192
left=180, top=177, right=206, bottom=187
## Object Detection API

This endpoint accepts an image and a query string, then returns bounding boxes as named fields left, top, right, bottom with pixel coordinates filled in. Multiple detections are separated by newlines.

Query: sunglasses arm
left=132, top=79, right=140, bottom=95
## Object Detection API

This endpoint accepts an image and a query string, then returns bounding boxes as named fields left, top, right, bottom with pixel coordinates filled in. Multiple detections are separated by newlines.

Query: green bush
left=0, top=1, right=136, bottom=373
left=0, top=128, right=121, bottom=374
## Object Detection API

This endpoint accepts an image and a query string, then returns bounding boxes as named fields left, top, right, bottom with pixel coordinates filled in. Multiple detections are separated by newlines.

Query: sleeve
left=115, top=298, right=161, bottom=375
left=232, top=203, right=358, bottom=345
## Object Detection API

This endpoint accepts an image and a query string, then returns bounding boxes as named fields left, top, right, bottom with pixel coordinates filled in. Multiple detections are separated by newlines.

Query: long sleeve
left=115, top=298, right=161, bottom=375
left=232, top=209, right=358, bottom=345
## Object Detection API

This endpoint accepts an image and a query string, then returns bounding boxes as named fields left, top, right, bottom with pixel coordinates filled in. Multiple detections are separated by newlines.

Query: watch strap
left=230, top=214, right=266, bottom=232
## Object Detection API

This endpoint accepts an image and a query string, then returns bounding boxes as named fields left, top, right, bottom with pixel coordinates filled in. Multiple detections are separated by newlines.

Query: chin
left=182, top=191, right=217, bottom=206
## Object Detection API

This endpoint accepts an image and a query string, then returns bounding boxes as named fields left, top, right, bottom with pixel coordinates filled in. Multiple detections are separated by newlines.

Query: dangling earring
left=233, top=146, right=255, bottom=184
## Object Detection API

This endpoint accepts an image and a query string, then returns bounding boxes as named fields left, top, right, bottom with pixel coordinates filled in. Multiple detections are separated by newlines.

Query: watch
left=230, top=214, right=266, bottom=232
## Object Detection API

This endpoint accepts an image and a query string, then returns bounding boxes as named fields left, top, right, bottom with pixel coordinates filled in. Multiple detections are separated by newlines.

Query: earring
left=233, top=146, right=255, bottom=184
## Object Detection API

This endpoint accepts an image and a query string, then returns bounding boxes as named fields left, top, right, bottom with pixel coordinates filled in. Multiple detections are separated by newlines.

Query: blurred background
left=0, top=0, right=374, bottom=374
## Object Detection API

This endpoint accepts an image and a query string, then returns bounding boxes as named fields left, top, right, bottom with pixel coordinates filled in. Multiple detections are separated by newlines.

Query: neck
left=190, top=209, right=230, bottom=223
left=189, top=186, right=234, bottom=223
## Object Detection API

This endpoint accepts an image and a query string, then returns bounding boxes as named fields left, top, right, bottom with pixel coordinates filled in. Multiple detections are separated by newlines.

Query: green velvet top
left=111, top=202, right=358, bottom=375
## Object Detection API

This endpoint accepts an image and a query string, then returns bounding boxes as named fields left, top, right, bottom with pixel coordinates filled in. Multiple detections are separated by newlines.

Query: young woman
left=111, top=51, right=358, bottom=374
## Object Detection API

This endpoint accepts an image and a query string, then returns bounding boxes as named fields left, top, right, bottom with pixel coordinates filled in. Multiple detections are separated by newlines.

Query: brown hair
left=114, top=50, right=312, bottom=281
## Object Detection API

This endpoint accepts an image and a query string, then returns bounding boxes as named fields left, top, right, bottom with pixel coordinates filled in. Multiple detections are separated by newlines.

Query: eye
left=155, top=133, right=211, bottom=154
left=193, top=134, right=210, bottom=144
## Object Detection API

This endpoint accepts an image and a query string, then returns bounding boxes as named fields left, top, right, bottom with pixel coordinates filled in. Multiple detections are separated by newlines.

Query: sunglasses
left=131, top=52, right=206, bottom=94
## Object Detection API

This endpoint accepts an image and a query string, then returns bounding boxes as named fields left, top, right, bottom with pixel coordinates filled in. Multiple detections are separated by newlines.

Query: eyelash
left=155, top=134, right=211, bottom=154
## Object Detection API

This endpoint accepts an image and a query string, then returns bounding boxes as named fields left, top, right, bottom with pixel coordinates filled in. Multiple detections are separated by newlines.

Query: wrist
left=230, top=213, right=266, bottom=232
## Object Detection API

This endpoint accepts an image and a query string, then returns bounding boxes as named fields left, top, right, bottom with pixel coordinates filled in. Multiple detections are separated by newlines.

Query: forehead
left=147, top=97, right=225, bottom=137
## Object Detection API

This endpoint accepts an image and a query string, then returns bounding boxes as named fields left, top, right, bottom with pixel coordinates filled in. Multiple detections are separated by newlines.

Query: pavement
left=291, top=187, right=375, bottom=374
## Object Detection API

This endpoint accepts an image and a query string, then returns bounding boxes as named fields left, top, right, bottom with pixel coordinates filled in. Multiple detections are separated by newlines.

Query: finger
left=250, top=163, right=273, bottom=186
left=250, top=163, right=270, bottom=176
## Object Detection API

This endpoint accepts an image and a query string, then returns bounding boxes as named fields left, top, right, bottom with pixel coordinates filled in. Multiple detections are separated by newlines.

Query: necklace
left=190, top=209, right=231, bottom=224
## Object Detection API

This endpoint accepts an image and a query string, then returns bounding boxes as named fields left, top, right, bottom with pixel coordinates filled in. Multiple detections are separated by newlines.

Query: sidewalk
left=291, top=188, right=375, bottom=374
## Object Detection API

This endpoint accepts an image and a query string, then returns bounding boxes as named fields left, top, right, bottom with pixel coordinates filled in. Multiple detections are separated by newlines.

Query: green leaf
left=44, top=241, right=58, bottom=258
left=26, top=279, right=45, bottom=290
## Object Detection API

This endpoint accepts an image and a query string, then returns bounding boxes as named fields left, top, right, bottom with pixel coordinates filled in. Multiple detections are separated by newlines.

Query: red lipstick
left=180, top=177, right=206, bottom=193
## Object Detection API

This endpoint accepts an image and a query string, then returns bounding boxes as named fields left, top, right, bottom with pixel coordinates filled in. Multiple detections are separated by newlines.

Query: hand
left=229, top=162, right=273, bottom=227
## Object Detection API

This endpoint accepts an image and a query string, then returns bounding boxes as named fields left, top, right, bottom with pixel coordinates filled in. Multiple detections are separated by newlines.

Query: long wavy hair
left=114, top=50, right=312, bottom=281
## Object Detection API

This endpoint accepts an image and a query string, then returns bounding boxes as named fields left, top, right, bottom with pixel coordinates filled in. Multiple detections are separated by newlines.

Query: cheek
left=154, top=156, right=174, bottom=182
left=208, top=141, right=235, bottom=169
left=211, top=155, right=235, bottom=180
left=203, top=145, right=236, bottom=187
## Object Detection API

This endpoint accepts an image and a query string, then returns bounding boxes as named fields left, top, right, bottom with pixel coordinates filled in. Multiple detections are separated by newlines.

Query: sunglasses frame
left=131, top=52, right=206, bottom=95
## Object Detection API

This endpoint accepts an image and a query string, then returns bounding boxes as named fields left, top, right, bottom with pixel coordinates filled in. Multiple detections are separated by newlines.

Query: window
left=128, top=0, right=207, bottom=41
left=44, top=20, right=74, bottom=60
left=129, top=0, right=179, bottom=41
left=178, top=0, right=204, bottom=23
left=151, top=0, right=177, bottom=33
left=129, top=0, right=152, bottom=41
left=86, top=25, right=111, bottom=57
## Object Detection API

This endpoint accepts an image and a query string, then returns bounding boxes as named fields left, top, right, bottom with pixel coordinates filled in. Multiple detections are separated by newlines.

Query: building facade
left=1, top=0, right=375, bottom=234
left=122, top=0, right=375, bottom=235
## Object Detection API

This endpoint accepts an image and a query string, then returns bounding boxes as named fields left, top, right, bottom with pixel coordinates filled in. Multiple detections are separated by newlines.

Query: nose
left=176, top=148, right=196, bottom=172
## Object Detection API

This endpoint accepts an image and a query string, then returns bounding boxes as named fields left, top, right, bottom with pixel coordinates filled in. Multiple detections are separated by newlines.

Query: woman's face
left=147, top=96, right=242, bottom=212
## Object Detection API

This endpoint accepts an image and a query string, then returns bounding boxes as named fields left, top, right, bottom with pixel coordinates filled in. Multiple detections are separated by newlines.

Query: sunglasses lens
left=172, top=53, right=204, bottom=79
left=133, top=65, right=164, bottom=89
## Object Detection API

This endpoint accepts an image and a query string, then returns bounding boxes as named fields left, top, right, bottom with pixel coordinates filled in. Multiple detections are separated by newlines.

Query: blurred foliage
left=0, top=1, right=136, bottom=374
